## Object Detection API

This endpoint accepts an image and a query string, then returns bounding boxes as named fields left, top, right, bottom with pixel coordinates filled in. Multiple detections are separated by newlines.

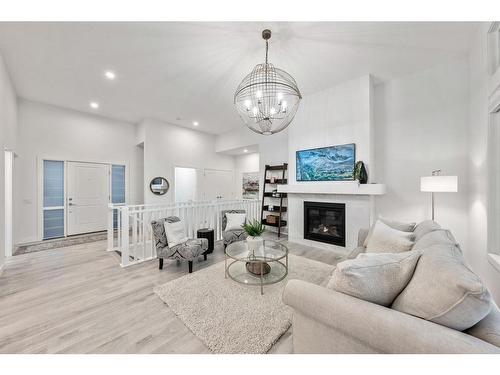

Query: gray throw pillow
left=412, top=229, right=457, bottom=252
left=413, top=220, right=441, bottom=241
left=392, top=244, right=492, bottom=331
left=328, top=251, right=422, bottom=306
left=363, top=218, right=416, bottom=247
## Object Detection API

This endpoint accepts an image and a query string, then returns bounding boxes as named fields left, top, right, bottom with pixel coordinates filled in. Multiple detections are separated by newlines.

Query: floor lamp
left=420, top=170, right=458, bottom=220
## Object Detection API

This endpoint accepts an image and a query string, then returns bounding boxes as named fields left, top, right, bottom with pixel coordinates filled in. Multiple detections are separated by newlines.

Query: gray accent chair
left=151, top=216, right=208, bottom=273
left=221, top=209, right=248, bottom=249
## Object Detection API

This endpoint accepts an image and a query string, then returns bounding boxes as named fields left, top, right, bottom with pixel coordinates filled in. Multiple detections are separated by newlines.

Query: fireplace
left=303, top=201, right=346, bottom=247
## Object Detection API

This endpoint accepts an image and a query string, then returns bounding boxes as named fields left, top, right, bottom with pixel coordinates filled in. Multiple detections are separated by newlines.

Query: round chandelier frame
left=234, top=29, right=302, bottom=135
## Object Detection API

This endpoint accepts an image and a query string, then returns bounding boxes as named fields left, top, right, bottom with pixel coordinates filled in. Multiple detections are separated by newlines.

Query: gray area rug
left=154, top=254, right=334, bottom=353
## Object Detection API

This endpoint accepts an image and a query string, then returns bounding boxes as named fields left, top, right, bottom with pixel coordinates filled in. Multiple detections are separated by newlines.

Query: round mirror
left=150, top=177, right=170, bottom=195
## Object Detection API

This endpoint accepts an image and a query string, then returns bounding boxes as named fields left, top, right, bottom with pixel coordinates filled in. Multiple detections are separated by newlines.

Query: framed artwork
left=242, top=172, right=259, bottom=199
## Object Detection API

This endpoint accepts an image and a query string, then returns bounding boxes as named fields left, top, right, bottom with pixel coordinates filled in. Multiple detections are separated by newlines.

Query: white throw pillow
left=363, top=217, right=416, bottom=247
left=366, top=220, right=414, bottom=253
left=327, top=251, right=422, bottom=306
left=225, top=213, right=246, bottom=231
left=164, top=220, right=188, bottom=248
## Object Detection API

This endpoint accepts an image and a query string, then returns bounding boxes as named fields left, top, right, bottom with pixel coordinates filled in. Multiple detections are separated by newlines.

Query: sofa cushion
left=413, top=220, right=441, bottom=241
left=412, top=229, right=457, bottom=252
left=392, top=244, right=492, bottom=331
left=365, top=220, right=415, bottom=254
left=363, top=218, right=416, bottom=247
left=327, top=251, right=422, bottom=306
left=465, top=304, right=500, bottom=348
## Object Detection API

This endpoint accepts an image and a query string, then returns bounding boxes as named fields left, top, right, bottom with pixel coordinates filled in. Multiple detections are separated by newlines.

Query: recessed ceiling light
left=104, top=71, right=116, bottom=80
left=193, top=121, right=199, bottom=126
left=90, top=101, right=99, bottom=109
left=243, top=149, right=248, bottom=153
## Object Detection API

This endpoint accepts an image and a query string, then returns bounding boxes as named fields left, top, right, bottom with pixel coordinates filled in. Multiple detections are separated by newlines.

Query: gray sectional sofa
left=283, top=220, right=500, bottom=353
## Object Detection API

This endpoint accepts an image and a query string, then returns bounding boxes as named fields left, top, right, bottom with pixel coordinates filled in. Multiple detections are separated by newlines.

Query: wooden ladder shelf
left=261, top=163, right=288, bottom=238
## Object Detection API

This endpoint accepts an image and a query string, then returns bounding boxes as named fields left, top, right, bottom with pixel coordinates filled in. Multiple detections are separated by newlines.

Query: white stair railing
left=108, top=199, right=261, bottom=267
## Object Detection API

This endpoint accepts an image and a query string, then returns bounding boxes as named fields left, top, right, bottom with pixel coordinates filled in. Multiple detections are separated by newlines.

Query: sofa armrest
left=283, top=279, right=500, bottom=353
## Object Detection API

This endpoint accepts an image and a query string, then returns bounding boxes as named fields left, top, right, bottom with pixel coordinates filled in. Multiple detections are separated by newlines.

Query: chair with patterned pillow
left=151, top=216, right=208, bottom=273
left=221, top=209, right=248, bottom=249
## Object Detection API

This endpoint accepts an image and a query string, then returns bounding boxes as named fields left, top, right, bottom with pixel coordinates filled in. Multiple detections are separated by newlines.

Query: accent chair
left=151, top=216, right=208, bottom=273
left=221, top=209, right=248, bottom=249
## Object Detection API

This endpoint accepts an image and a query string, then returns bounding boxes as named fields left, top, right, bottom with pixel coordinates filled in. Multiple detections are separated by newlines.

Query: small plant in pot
left=242, top=219, right=265, bottom=255
left=242, top=220, right=269, bottom=275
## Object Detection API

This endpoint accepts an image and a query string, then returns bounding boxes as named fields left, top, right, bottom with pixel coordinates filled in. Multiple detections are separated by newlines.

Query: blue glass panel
left=112, top=165, right=126, bottom=229
left=111, top=165, right=126, bottom=204
left=43, top=160, right=64, bottom=207
left=43, top=209, right=64, bottom=239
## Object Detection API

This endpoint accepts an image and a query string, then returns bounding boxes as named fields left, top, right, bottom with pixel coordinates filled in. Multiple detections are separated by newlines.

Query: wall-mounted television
left=296, top=143, right=356, bottom=181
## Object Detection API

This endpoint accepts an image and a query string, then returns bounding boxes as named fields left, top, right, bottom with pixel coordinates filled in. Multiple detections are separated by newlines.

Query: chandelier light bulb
left=234, top=29, right=302, bottom=135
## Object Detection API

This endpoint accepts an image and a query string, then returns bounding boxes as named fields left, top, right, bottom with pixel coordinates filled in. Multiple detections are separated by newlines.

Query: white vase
left=246, top=235, right=264, bottom=256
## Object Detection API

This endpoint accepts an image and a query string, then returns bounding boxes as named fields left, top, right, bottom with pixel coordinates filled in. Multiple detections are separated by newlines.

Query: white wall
left=373, top=59, right=470, bottom=253
left=234, top=152, right=259, bottom=199
left=141, top=118, right=235, bottom=204
left=467, top=24, right=500, bottom=303
left=288, top=75, right=373, bottom=184
left=285, top=75, right=373, bottom=247
left=15, top=99, right=143, bottom=244
left=0, top=52, right=17, bottom=271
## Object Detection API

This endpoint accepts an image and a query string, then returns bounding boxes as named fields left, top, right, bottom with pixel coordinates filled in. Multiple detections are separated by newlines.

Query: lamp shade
left=420, top=175, right=458, bottom=192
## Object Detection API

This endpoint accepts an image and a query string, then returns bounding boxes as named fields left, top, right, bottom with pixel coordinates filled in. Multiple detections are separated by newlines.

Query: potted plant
left=242, top=219, right=265, bottom=255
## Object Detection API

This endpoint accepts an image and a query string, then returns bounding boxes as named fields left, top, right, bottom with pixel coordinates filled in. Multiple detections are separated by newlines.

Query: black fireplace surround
left=304, top=201, right=346, bottom=247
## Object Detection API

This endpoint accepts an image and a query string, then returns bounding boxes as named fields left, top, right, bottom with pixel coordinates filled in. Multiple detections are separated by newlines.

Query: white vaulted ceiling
left=0, top=22, right=478, bottom=134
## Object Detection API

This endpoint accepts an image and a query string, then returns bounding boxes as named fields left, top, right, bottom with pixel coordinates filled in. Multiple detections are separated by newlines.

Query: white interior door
left=202, top=169, right=234, bottom=201
left=67, top=162, right=110, bottom=235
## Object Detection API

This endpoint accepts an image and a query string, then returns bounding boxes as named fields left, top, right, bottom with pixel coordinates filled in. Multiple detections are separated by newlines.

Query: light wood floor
left=0, top=235, right=344, bottom=354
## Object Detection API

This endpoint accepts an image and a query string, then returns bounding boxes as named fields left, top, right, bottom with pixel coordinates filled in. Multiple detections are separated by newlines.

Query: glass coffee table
left=225, top=239, right=288, bottom=295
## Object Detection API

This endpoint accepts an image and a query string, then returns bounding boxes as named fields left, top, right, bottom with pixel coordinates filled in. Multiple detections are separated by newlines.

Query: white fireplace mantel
left=277, top=182, right=386, bottom=196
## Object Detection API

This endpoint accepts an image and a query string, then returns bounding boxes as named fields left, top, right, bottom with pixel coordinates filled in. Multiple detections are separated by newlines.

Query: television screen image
left=296, top=143, right=356, bottom=181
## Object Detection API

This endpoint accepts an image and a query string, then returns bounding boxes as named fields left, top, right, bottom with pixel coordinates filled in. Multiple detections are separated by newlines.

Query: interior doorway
left=174, top=167, right=197, bottom=203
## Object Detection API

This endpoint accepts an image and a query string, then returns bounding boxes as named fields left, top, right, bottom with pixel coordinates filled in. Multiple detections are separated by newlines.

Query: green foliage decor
left=242, top=219, right=266, bottom=237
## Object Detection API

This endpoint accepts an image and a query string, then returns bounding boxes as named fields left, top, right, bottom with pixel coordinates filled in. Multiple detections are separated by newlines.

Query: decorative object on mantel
left=234, top=29, right=302, bottom=135
left=420, top=170, right=458, bottom=220
left=296, top=143, right=356, bottom=181
left=353, top=161, right=368, bottom=184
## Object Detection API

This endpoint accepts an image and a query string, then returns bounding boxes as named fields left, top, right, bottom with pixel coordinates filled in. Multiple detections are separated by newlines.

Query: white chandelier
left=234, top=29, right=302, bottom=135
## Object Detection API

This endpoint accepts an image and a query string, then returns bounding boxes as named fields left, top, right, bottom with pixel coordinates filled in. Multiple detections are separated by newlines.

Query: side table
left=197, top=228, right=215, bottom=254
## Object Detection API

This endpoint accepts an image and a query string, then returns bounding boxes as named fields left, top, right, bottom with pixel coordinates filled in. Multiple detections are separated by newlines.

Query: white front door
left=202, top=169, right=234, bottom=201
left=67, top=162, right=110, bottom=235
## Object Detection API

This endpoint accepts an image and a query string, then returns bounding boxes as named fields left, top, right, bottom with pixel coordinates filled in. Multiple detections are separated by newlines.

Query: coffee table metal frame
left=224, top=240, right=289, bottom=295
